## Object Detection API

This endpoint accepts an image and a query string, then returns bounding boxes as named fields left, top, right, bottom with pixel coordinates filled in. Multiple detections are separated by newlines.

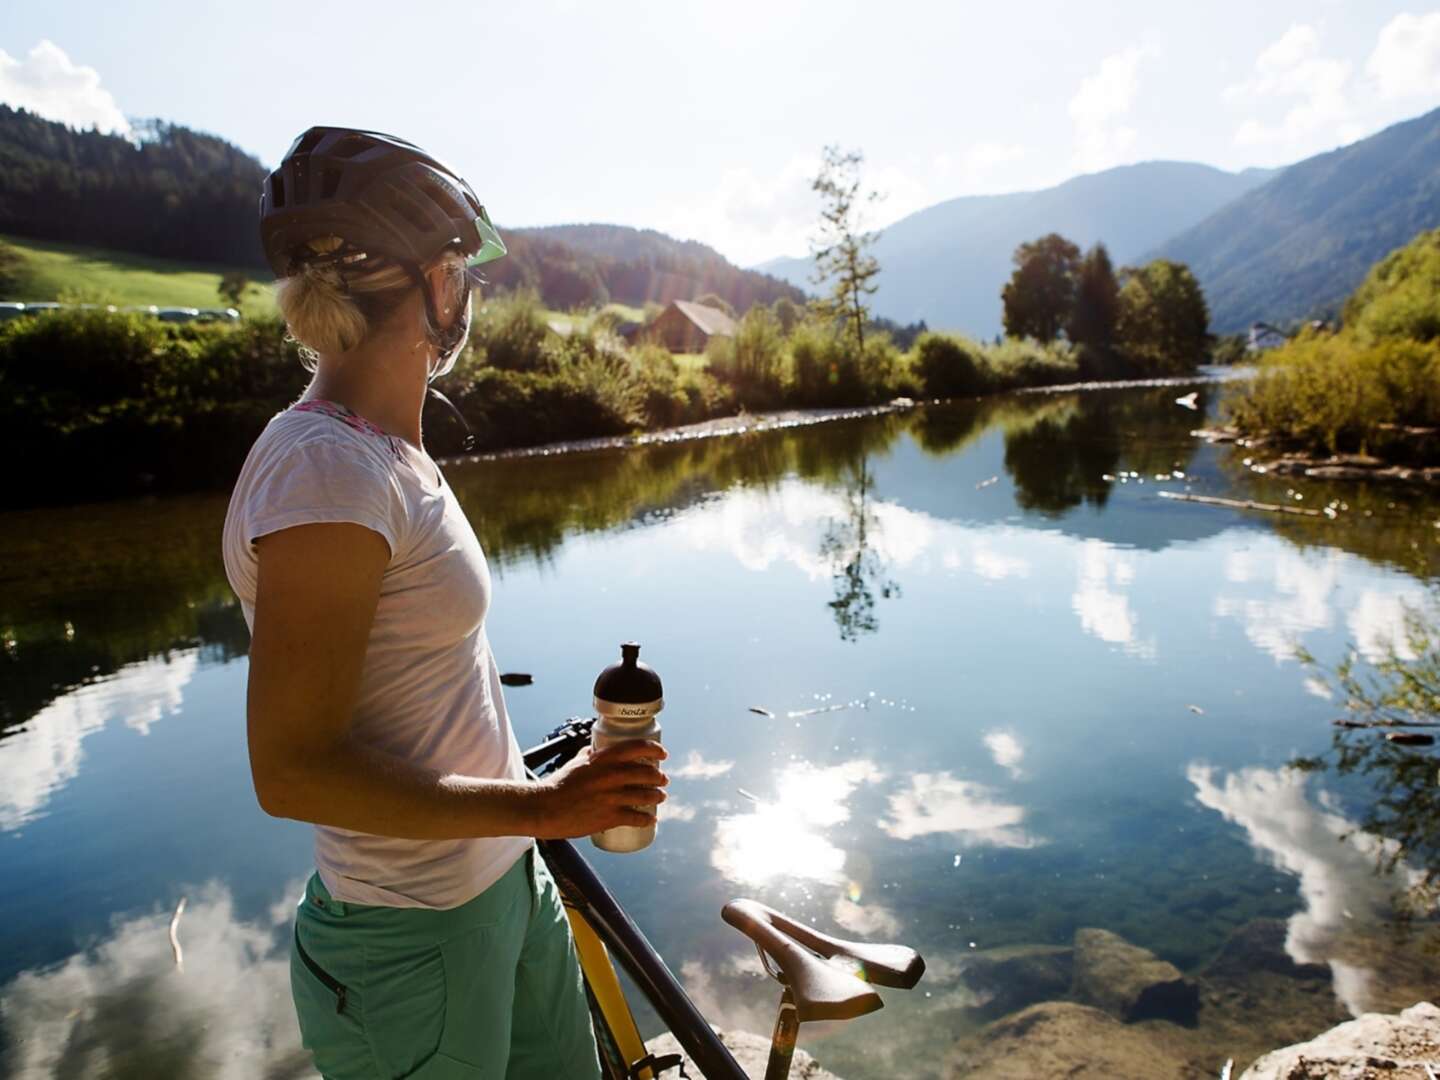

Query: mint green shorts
left=290, top=845, right=602, bottom=1079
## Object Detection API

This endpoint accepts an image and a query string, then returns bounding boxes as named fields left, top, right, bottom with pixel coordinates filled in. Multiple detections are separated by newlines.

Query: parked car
left=0, top=302, right=27, bottom=322
left=194, top=307, right=241, bottom=323
left=155, top=307, right=202, bottom=323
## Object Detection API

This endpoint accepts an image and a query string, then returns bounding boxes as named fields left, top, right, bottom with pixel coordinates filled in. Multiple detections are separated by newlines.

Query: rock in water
left=645, top=1028, right=842, bottom=1079
left=1071, top=927, right=1200, bottom=1023
left=945, top=1001, right=1184, bottom=1079
left=958, top=943, right=1074, bottom=1019
left=1239, top=1001, right=1440, bottom=1079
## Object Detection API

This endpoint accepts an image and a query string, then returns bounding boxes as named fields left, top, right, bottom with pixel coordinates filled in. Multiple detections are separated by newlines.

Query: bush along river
left=1, top=374, right=1437, bottom=1079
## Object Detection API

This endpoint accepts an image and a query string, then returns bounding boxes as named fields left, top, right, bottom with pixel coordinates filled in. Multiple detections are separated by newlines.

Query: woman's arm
left=246, top=520, right=665, bottom=840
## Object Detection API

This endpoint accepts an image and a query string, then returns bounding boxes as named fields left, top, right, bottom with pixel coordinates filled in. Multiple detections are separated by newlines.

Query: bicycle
left=524, top=719, right=926, bottom=1080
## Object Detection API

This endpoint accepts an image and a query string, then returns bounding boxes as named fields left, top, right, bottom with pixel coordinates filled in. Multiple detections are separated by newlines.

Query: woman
left=221, top=127, right=667, bottom=1079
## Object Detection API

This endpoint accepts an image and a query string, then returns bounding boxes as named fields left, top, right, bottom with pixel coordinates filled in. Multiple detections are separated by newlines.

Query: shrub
left=912, top=331, right=988, bottom=398
left=982, top=337, right=1080, bottom=389
left=707, top=307, right=789, bottom=408
left=469, top=289, right=552, bottom=372
left=1224, top=335, right=1440, bottom=457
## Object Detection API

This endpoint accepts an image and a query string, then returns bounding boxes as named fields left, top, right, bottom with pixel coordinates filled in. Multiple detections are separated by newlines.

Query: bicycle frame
left=525, top=724, right=748, bottom=1080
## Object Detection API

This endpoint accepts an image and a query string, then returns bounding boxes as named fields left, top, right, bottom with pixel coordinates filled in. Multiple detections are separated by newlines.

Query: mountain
left=487, top=223, right=804, bottom=313
left=0, top=106, right=269, bottom=268
left=758, top=161, right=1278, bottom=338
left=1150, top=106, right=1440, bottom=332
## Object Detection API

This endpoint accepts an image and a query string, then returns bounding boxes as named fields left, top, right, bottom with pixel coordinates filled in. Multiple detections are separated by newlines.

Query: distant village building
left=1247, top=322, right=1288, bottom=352
left=646, top=299, right=737, bottom=353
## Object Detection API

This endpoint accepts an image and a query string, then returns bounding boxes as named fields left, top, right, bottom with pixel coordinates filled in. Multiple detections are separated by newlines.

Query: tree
left=1116, top=259, right=1211, bottom=373
left=1068, top=243, right=1120, bottom=349
left=1001, top=233, right=1080, bottom=343
left=217, top=270, right=249, bottom=309
left=771, top=296, right=804, bottom=333
left=811, top=145, right=882, bottom=356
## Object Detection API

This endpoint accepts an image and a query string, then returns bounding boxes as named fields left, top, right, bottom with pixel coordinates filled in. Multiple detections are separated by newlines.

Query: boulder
left=1072, top=927, right=1200, bottom=1024
left=1239, top=1000, right=1440, bottom=1079
left=958, top=943, right=1074, bottom=1019
left=644, top=1028, right=842, bottom=1080
left=945, top=1001, right=1186, bottom=1079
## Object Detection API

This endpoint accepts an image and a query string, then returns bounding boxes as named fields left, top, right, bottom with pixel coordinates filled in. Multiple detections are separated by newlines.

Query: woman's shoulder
left=258, top=403, right=406, bottom=474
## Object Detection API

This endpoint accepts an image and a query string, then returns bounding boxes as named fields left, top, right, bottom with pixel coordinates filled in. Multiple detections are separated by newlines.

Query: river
left=1, top=376, right=1436, bottom=1078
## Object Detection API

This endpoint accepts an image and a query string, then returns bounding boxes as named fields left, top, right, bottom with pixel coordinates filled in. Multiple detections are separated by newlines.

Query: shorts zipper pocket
left=295, top=926, right=349, bottom=1015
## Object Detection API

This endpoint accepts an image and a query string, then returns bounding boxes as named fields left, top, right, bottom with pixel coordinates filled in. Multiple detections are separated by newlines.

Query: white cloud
left=982, top=730, right=1025, bottom=779
left=1347, top=589, right=1423, bottom=662
left=0, top=651, right=198, bottom=831
left=972, top=543, right=1030, bottom=582
left=711, top=759, right=885, bottom=887
left=653, top=141, right=1034, bottom=266
left=671, top=750, right=735, bottom=780
left=1069, top=45, right=1155, bottom=172
left=880, top=771, right=1036, bottom=848
left=0, top=880, right=308, bottom=1078
left=1213, top=547, right=1341, bottom=662
left=1225, top=24, right=1356, bottom=150
left=1368, top=12, right=1440, bottom=99
left=1188, top=764, right=1420, bottom=1016
left=832, top=895, right=902, bottom=937
left=0, top=40, right=130, bottom=137
left=1071, top=539, right=1154, bottom=657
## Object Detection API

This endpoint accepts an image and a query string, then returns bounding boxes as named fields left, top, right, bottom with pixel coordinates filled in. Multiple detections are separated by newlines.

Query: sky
left=5, top=1, right=1440, bottom=266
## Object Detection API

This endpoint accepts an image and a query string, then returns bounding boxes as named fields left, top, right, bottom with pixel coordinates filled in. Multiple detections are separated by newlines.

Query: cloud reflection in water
left=881, top=772, right=1036, bottom=848
left=0, top=650, right=198, bottom=831
left=710, top=760, right=884, bottom=888
left=1187, top=763, right=1421, bottom=1016
left=0, top=880, right=308, bottom=1079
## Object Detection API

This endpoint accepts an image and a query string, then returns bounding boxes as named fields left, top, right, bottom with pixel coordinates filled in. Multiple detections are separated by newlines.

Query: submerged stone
left=1071, top=927, right=1200, bottom=1024
left=958, top=943, right=1074, bottom=1019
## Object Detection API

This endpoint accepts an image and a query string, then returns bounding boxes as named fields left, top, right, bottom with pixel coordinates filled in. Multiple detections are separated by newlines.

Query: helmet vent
left=270, top=175, right=286, bottom=209
left=320, top=167, right=342, bottom=199
left=294, top=130, right=324, bottom=155
left=389, top=194, right=434, bottom=234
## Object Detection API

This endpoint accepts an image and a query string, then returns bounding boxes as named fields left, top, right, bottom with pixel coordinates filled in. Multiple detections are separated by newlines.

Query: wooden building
left=646, top=300, right=738, bottom=353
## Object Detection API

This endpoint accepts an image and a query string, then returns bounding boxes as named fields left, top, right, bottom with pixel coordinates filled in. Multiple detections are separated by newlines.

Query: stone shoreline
left=1194, top=426, right=1440, bottom=485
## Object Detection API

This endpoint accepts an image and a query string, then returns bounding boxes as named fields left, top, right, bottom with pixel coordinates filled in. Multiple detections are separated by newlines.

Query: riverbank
left=0, top=300, right=1203, bottom=509
left=1194, top=425, right=1440, bottom=485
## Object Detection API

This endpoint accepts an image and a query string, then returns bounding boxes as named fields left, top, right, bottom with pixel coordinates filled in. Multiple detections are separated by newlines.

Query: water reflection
left=881, top=772, right=1036, bottom=848
left=1188, top=764, right=1421, bottom=1015
left=710, top=760, right=884, bottom=888
left=820, top=458, right=901, bottom=642
left=1, top=650, right=198, bottom=831
left=1071, top=540, right=1152, bottom=657
left=0, top=881, right=309, bottom=1079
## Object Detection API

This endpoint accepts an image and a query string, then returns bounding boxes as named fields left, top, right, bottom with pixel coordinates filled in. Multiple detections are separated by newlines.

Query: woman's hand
left=531, top=741, right=669, bottom=839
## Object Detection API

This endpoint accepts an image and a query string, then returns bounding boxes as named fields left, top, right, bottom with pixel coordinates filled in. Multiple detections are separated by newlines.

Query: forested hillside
left=1152, top=105, right=1440, bottom=332
left=490, top=224, right=804, bottom=312
left=0, top=106, right=269, bottom=268
left=0, top=109, right=798, bottom=313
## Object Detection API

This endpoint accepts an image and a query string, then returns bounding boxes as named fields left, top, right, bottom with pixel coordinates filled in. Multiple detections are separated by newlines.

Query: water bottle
left=591, top=642, right=665, bottom=853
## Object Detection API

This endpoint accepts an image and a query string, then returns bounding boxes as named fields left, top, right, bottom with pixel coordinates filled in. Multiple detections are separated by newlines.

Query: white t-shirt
left=221, top=398, right=531, bottom=909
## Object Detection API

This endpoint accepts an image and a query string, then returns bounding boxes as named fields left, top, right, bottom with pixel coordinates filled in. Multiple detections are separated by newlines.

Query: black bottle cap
left=594, top=641, right=663, bottom=704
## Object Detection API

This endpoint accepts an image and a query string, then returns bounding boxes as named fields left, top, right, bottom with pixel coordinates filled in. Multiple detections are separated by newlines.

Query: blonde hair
left=274, top=236, right=467, bottom=370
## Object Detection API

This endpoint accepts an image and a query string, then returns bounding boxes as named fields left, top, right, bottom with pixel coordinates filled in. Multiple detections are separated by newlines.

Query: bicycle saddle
left=721, top=899, right=924, bottom=1022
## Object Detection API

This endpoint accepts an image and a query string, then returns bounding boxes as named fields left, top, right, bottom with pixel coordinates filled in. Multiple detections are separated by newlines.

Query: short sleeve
left=244, top=437, right=407, bottom=559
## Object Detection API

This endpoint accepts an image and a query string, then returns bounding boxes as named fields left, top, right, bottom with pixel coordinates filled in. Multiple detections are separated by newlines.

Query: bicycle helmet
left=259, top=126, right=506, bottom=281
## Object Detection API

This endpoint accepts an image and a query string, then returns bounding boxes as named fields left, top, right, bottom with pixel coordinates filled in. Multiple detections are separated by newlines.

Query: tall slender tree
left=811, top=146, right=882, bottom=355
left=1068, top=243, right=1120, bottom=349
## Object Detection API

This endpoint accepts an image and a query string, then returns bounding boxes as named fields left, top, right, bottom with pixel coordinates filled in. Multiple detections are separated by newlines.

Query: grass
left=0, top=234, right=275, bottom=314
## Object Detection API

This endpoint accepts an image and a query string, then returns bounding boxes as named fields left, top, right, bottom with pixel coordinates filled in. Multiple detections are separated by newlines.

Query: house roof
left=671, top=299, right=738, bottom=337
